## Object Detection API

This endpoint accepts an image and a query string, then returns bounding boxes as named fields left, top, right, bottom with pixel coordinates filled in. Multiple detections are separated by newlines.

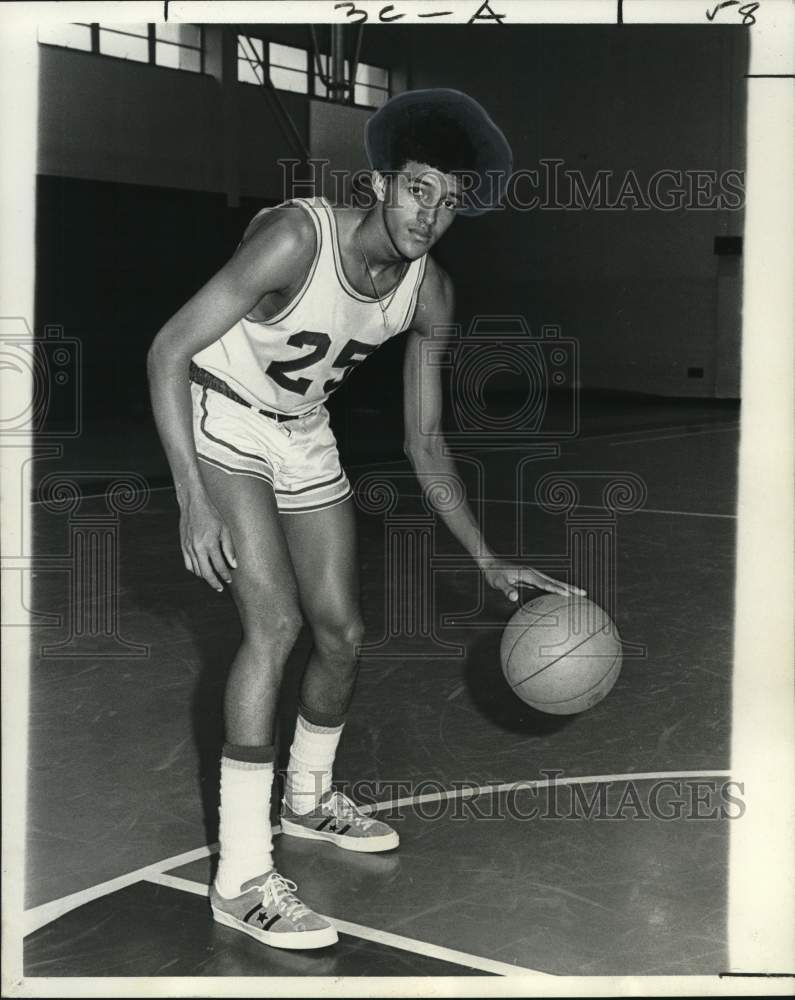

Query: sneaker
left=210, top=869, right=338, bottom=950
left=281, top=789, right=400, bottom=853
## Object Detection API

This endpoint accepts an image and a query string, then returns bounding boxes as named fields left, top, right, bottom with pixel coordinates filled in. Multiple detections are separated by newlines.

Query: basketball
left=500, top=595, right=623, bottom=715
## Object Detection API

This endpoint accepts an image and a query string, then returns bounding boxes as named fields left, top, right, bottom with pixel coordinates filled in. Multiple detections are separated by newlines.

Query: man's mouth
left=408, top=228, right=432, bottom=243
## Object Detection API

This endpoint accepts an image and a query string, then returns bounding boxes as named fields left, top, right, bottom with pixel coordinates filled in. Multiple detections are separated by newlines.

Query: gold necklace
left=356, top=226, right=407, bottom=329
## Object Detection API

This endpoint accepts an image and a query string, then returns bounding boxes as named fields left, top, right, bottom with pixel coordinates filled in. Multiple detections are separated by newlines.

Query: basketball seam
left=519, top=651, right=622, bottom=707
left=509, top=619, right=615, bottom=688
left=503, top=599, right=577, bottom=673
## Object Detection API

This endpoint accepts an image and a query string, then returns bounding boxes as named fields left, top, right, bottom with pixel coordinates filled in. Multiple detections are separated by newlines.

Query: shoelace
left=257, top=872, right=310, bottom=921
left=328, top=791, right=375, bottom=831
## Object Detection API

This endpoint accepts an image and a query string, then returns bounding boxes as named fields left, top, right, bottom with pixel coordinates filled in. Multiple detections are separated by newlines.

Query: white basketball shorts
left=190, top=381, right=352, bottom=514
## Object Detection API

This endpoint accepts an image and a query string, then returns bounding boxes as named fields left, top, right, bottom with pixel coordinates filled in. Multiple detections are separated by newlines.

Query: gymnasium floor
left=23, top=395, right=739, bottom=978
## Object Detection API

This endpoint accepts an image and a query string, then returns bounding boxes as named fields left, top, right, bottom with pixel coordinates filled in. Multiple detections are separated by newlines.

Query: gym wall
left=406, top=25, right=747, bottom=399
left=35, top=22, right=745, bottom=452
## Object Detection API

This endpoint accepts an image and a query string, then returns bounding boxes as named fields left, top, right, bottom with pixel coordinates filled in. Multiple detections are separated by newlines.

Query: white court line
left=573, top=503, right=735, bottom=520
left=30, top=482, right=736, bottom=519
left=358, top=769, right=733, bottom=815
left=22, top=769, right=731, bottom=940
left=607, top=424, right=740, bottom=447
left=30, top=483, right=177, bottom=507
left=147, top=872, right=212, bottom=896
left=146, top=872, right=548, bottom=978
left=22, top=843, right=218, bottom=937
left=567, top=420, right=739, bottom=446
left=345, top=456, right=411, bottom=470
left=355, top=490, right=736, bottom=520
left=506, top=497, right=736, bottom=520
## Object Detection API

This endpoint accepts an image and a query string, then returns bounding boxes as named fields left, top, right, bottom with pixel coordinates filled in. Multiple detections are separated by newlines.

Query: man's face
left=379, top=160, right=463, bottom=259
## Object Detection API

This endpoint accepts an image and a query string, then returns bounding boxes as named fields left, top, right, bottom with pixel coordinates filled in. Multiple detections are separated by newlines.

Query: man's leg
left=199, top=463, right=338, bottom=947
left=282, top=495, right=363, bottom=726
left=279, top=497, right=398, bottom=851
left=201, top=463, right=302, bottom=746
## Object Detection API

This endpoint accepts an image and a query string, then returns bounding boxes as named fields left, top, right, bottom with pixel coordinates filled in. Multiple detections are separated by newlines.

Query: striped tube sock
left=215, top=743, right=275, bottom=899
left=283, top=714, right=344, bottom=816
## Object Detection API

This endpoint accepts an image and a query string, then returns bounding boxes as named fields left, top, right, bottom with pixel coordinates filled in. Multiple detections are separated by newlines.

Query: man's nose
left=417, top=203, right=438, bottom=227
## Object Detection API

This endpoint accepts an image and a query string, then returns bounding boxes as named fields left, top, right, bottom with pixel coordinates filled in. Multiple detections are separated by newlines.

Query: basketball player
left=148, top=89, right=584, bottom=950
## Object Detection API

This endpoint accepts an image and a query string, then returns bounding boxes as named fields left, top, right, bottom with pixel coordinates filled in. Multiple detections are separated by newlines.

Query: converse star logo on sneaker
left=281, top=790, right=399, bottom=853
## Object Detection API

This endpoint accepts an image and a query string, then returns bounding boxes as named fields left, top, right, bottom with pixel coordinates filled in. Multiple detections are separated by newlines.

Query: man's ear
left=371, top=170, right=388, bottom=204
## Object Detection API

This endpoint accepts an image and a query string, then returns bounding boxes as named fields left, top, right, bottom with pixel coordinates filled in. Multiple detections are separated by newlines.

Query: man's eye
left=408, top=184, right=457, bottom=210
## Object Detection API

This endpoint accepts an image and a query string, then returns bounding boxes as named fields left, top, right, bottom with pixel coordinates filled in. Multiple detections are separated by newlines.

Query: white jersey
left=192, top=197, right=428, bottom=415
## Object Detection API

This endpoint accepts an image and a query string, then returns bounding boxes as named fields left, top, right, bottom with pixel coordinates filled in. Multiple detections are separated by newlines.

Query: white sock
left=215, top=747, right=274, bottom=898
left=283, top=715, right=344, bottom=815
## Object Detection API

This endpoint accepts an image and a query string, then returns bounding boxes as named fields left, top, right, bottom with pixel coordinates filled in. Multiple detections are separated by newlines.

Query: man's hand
left=179, top=490, right=237, bottom=592
left=478, top=557, right=586, bottom=603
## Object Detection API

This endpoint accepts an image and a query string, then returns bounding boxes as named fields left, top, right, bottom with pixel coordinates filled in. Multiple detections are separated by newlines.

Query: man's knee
left=242, top=592, right=303, bottom=648
left=313, top=611, right=365, bottom=659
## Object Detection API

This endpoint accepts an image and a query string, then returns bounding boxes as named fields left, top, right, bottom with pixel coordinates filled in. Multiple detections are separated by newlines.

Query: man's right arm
left=146, top=207, right=315, bottom=590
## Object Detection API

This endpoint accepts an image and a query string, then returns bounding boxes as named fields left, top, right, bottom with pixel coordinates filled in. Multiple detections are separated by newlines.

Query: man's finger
left=207, top=542, right=232, bottom=585
left=544, top=579, right=586, bottom=597
left=196, top=549, right=224, bottom=592
left=514, top=568, right=543, bottom=591
left=519, top=567, right=586, bottom=598
left=187, top=546, right=200, bottom=577
left=220, top=526, right=237, bottom=569
left=544, top=574, right=586, bottom=596
left=496, top=578, right=520, bottom=602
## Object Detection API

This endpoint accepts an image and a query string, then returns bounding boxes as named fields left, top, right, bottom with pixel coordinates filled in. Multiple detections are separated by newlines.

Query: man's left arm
left=403, top=258, right=585, bottom=602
